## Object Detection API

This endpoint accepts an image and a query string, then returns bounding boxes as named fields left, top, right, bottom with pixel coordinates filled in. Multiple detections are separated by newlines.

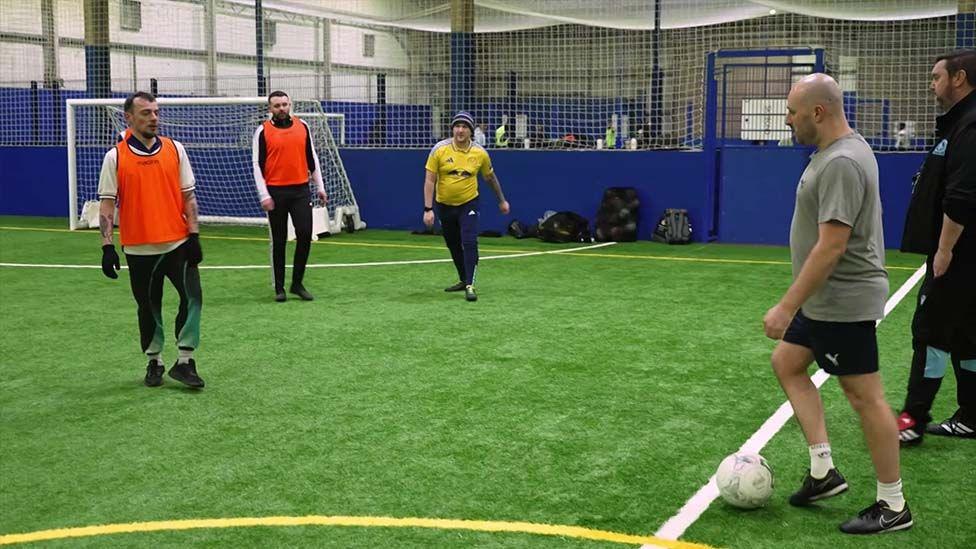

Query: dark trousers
left=267, top=183, right=313, bottom=291
left=126, top=242, right=202, bottom=356
left=436, top=197, right=479, bottom=286
left=903, top=256, right=976, bottom=424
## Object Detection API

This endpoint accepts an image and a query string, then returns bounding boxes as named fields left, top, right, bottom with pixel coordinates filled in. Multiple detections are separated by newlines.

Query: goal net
left=66, top=96, right=362, bottom=231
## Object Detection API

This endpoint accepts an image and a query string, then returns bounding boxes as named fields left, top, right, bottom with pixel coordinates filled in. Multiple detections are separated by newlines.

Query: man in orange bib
left=252, top=90, right=327, bottom=302
left=97, top=91, right=205, bottom=389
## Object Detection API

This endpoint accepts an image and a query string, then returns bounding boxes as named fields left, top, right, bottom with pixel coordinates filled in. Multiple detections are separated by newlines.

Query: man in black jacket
left=898, top=49, right=976, bottom=445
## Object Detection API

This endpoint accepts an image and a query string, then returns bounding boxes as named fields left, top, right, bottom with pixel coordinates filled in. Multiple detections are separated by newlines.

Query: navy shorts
left=783, top=310, right=879, bottom=375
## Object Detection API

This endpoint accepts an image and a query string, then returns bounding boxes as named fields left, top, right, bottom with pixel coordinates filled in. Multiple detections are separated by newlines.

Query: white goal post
left=66, top=96, right=364, bottom=232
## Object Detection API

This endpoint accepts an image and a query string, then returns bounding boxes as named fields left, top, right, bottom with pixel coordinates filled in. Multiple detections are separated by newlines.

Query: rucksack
left=538, top=212, right=592, bottom=243
left=652, top=208, right=692, bottom=244
left=595, top=187, right=640, bottom=242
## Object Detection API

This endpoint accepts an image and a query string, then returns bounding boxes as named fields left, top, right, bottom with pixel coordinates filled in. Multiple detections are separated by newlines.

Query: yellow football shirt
left=425, top=139, right=494, bottom=206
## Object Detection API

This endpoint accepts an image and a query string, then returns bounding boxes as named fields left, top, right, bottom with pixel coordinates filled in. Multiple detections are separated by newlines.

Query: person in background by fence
left=897, top=49, right=976, bottom=446
left=474, top=124, right=486, bottom=147
left=252, top=90, right=327, bottom=302
left=97, top=91, right=205, bottom=389
left=494, top=117, right=509, bottom=148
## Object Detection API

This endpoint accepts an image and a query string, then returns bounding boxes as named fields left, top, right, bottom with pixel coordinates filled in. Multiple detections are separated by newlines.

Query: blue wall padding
left=717, top=147, right=923, bottom=247
left=0, top=146, right=70, bottom=216
left=0, top=145, right=921, bottom=247
left=340, top=148, right=707, bottom=241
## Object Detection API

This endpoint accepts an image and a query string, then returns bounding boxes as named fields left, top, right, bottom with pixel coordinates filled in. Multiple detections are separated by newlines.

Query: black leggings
left=126, top=243, right=202, bottom=356
left=267, top=183, right=313, bottom=290
left=436, top=197, right=480, bottom=285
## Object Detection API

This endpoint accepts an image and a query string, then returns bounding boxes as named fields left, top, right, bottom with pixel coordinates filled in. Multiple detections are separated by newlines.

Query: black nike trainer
left=840, top=500, right=913, bottom=534
left=789, top=468, right=849, bottom=506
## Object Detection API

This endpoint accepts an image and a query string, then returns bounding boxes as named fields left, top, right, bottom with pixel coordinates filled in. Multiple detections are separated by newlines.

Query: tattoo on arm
left=99, top=199, right=115, bottom=245
left=183, top=192, right=200, bottom=233
left=99, top=214, right=113, bottom=244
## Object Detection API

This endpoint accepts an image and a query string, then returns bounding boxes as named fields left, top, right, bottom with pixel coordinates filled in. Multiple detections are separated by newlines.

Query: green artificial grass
left=1, top=216, right=972, bottom=549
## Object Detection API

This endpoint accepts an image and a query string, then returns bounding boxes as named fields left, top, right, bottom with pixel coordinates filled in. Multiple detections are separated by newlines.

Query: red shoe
left=897, top=412, right=923, bottom=447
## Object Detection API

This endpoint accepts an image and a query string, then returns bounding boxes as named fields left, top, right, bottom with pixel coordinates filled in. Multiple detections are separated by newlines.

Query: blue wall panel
left=718, top=147, right=924, bottom=248
left=340, top=149, right=708, bottom=241
left=0, top=145, right=922, bottom=249
left=0, top=146, right=69, bottom=217
left=718, top=146, right=811, bottom=245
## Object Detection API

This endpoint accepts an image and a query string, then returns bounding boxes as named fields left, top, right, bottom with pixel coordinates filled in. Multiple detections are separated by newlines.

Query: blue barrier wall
left=0, top=145, right=921, bottom=247
left=0, top=147, right=70, bottom=216
left=341, top=148, right=707, bottom=241
left=717, top=147, right=924, bottom=248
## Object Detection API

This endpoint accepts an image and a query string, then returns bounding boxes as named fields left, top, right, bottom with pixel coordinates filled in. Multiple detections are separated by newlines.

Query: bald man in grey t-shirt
left=763, top=74, right=911, bottom=535
left=790, top=132, right=888, bottom=322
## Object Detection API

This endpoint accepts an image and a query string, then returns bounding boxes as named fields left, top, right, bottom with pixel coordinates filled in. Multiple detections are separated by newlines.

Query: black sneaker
left=788, top=468, right=849, bottom=506
left=444, top=282, right=466, bottom=292
left=274, top=290, right=287, bottom=302
left=898, top=411, right=925, bottom=446
left=144, top=360, right=165, bottom=387
left=465, top=285, right=478, bottom=302
left=290, top=284, right=314, bottom=301
left=168, top=359, right=205, bottom=388
left=926, top=410, right=976, bottom=438
left=839, top=500, right=913, bottom=534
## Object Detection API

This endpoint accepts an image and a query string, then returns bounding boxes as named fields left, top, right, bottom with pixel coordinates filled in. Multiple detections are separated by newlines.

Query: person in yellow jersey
left=97, top=91, right=205, bottom=389
left=423, top=111, right=510, bottom=302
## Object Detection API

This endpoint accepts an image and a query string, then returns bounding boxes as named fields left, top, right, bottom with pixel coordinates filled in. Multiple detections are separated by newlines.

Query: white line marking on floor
left=0, top=242, right=616, bottom=270
left=650, top=263, right=926, bottom=543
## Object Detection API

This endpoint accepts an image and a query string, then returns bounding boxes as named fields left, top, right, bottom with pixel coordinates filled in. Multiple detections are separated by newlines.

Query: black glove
left=184, top=233, right=203, bottom=265
left=101, top=244, right=120, bottom=279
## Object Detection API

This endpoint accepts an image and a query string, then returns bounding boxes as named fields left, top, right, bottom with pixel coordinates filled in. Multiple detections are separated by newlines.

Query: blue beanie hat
left=451, top=111, right=475, bottom=132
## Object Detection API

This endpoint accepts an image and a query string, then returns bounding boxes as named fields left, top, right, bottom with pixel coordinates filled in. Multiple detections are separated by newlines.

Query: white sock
left=878, top=479, right=905, bottom=512
left=178, top=349, right=193, bottom=364
left=147, top=353, right=161, bottom=365
left=809, top=443, right=834, bottom=478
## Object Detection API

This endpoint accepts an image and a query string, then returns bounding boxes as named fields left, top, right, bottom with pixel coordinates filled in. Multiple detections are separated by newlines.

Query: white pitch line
left=651, top=263, right=926, bottom=543
left=0, top=242, right=616, bottom=271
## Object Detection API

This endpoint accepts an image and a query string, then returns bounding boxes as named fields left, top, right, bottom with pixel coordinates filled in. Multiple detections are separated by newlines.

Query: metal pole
left=650, top=0, right=663, bottom=139
left=41, top=0, right=60, bottom=88
left=255, top=0, right=267, bottom=97
left=31, top=81, right=40, bottom=145
left=66, top=99, right=78, bottom=229
left=205, top=0, right=217, bottom=95
left=83, top=0, right=111, bottom=98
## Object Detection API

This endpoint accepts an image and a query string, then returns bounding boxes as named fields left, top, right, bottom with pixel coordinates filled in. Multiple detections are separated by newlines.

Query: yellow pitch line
left=0, top=515, right=718, bottom=548
left=561, top=251, right=920, bottom=271
left=0, top=226, right=527, bottom=254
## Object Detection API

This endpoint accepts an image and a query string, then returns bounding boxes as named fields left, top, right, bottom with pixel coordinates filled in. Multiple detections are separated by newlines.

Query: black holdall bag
left=538, top=211, right=592, bottom=243
left=595, top=187, right=640, bottom=242
left=652, top=208, right=692, bottom=244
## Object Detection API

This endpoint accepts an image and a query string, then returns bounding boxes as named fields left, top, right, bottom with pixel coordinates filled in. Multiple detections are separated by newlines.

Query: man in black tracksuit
left=252, top=91, right=327, bottom=302
left=897, top=50, right=976, bottom=445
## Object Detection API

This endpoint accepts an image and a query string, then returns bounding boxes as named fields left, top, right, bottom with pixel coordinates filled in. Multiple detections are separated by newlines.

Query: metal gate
left=702, top=48, right=825, bottom=240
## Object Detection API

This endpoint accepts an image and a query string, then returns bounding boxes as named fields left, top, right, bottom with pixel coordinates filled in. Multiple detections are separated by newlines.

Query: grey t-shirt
left=789, top=133, right=888, bottom=322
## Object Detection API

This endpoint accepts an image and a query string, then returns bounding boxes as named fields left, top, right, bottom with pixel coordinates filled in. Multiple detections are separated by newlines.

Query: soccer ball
left=715, top=452, right=774, bottom=509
